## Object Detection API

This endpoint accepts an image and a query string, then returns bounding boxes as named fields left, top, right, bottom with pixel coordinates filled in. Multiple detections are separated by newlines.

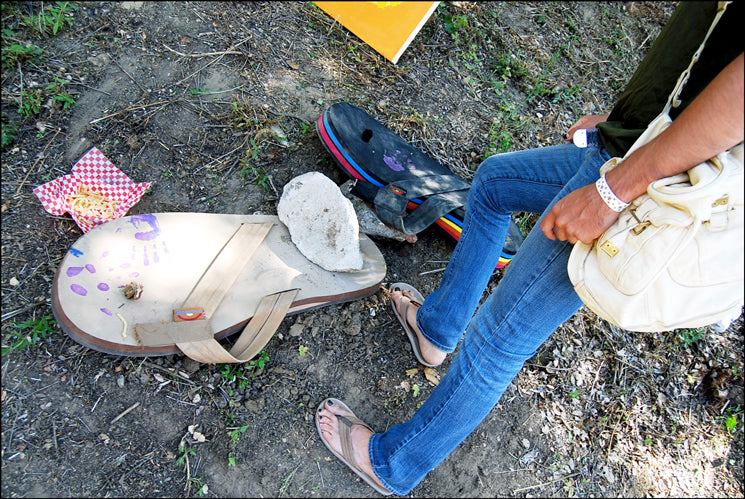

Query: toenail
left=327, top=400, right=334, bottom=406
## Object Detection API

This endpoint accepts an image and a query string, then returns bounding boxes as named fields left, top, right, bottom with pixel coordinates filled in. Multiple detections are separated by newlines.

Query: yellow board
left=314, top=1, right=440, bottom=64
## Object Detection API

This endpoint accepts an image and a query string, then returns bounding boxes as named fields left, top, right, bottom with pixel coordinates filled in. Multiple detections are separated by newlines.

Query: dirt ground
left=1, top=2, right=743, bottom=497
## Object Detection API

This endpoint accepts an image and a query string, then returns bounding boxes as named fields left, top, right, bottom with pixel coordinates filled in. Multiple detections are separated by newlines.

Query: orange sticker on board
left=314, top=1, right=440, bottom=64
left=173, top=308, right=206, bottom=322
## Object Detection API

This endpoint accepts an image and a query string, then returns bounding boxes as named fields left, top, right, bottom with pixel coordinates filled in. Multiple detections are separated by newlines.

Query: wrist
left=595, top=174, right=629, bottom=212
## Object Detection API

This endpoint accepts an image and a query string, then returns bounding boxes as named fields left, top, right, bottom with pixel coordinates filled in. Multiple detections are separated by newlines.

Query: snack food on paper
left=33, top=147, right=152, bottom=233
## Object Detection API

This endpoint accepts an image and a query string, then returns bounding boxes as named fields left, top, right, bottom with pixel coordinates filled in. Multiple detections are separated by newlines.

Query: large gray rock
left=277, top=172, right=363, bottom=272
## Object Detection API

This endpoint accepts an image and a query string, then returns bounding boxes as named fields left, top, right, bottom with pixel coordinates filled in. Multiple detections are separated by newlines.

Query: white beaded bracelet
left=595, top=174, right=629, bottom=212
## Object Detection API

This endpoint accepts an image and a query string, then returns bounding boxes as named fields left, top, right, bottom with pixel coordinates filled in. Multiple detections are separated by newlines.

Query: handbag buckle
left=629, top=206, right=651, bottom=235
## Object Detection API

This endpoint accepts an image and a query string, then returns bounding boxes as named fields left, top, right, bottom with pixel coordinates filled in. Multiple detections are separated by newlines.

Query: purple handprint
left=64, top=214, right=168, bottom=314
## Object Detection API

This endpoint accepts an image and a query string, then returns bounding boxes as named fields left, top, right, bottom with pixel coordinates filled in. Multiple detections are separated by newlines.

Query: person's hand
left=565, top=114, right=610, bottom=142
left=540, top=183, right=619, bottom=244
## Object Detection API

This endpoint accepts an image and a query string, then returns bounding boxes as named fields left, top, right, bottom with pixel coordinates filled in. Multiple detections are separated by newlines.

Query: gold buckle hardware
left=712, top=196, right=729, bottom=208
left=629, top=206, right=651, bottom=235
left=600, top=240, right=619, bottom=257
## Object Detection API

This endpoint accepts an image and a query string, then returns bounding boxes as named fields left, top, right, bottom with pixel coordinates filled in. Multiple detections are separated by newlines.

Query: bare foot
left=390, top=288, right=447, bottom=367
left=317, top=400, right=388, bottom=492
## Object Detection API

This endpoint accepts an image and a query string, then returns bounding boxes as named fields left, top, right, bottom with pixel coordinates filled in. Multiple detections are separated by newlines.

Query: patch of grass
left=227, top=424, right=249, bottom=466
left=2, top=316, right=56, bottom=356
left=483, top=101, right=535, bottom=157
left=279, top=466, right=298, bottom=497
left=440, top=12, right=468, bottom=40
left=175, top=441, right=207, bottom=496
left=175, top=445, right=196, bottom=471
left=677, top=328, right=705, bottom=349
left=18, top=89, right=43, bottom=117
left=1, top=40, right=43, bottom=70
left=218, top=350, right=269, bottom=388
left=239, top=138, right=270, bottom=190
left=21, top=1, right=78, bottom=36
left=346, top=44, right=361, bottom=63
left=720, top=406, right=741, bottom=434
left=46, top=75, right=76, bottom=110
left=1, top=120, right=18, bottom=149
left=230, top=99, right=257, bottom=130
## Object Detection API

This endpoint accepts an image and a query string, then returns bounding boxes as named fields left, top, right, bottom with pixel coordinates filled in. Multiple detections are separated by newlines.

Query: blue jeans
left=368, top=134, right=613, bottom=495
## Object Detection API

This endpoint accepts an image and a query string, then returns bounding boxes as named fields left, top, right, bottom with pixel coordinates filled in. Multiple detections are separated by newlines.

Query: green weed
left=1, top=120, right=18, bottom=149
left=1, top=41, right=43, bottom=70
left=230, top=99, right=256, bottom=129
left=175, top=446, right=196, bottom=471
left=441, top=13, right=468, bottom=38
left=677, top=328, right=705, bottom=349
left=346, top=44, right=361, bottom=63
left=46, top=75, right=75, bottom=110
left=239, top=139, right=270, bottom=191
left=18, top=89, right=43, bottom=117
left=721, top=406, right=741, bottom=434
left=726, top=414, right=737, bottom=433
left=2, top=316, right=56, bottom=356
left=218, top=350, right=269, bottom=387
left=527, top=48, right=563, bottom=102
left=279, top=466, right=298, bottom=497
left=22, top=1, right=78, bottom=36
left=227, top=424, right=249, bottom=466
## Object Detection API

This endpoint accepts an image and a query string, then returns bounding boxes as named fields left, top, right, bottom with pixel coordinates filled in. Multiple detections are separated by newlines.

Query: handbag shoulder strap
left=663, top=1, right=731, bottom=114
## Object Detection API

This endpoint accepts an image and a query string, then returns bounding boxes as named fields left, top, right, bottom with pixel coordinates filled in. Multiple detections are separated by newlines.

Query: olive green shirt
left=597, top=1, right=743, bottom=157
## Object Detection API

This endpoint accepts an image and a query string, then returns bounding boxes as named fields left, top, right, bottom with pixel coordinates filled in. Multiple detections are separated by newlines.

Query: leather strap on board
left=174, top=289, right=299, bottom=363
left=180, top=222, right=274, bottom=317
left=135, top=222, right=299, bottom=363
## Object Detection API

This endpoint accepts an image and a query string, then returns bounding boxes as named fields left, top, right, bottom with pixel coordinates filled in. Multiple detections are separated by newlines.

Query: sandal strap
left=396, top=291, right=422, bottom=319
left=337, top=414, right=373, bottom=472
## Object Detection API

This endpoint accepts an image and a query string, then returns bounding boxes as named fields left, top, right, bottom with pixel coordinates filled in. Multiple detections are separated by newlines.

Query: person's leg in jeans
left=320, top=138, right=611, bottom=495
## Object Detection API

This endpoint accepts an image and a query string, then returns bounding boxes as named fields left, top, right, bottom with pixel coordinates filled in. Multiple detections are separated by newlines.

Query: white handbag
left=567, top=1, right=744, bottom=332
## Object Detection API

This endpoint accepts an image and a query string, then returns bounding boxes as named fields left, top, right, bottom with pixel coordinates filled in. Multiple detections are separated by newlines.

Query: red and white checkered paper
left=33, top=147, right=152, bottom=233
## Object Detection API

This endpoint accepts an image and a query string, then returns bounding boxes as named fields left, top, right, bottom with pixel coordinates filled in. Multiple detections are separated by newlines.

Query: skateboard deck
left=317, top=102, right=523, bottom=267
left=52, top=213, right=386, bottom=359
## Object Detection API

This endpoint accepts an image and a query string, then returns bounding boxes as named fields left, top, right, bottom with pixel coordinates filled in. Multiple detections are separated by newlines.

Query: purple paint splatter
left=97, top=283, right=110, bottom=291
left=100, top=308, right=113, bottom=316
left=85, top=264, right=96, bottom=273
left=383, top=154, right=405, bottom=171
left=67, top=266, right=84, bottom=277
left=70, top=284, right=87, bottom=296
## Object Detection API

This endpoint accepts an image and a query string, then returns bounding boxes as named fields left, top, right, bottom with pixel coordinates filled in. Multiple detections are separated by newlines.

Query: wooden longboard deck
left=52, top=213, right=386, bottom=356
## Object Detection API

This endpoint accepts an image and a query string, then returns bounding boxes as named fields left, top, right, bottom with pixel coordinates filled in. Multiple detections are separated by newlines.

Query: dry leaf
left=423, top=367, right=440, bottom=386
left=405, top=367, right=420, bottom=377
